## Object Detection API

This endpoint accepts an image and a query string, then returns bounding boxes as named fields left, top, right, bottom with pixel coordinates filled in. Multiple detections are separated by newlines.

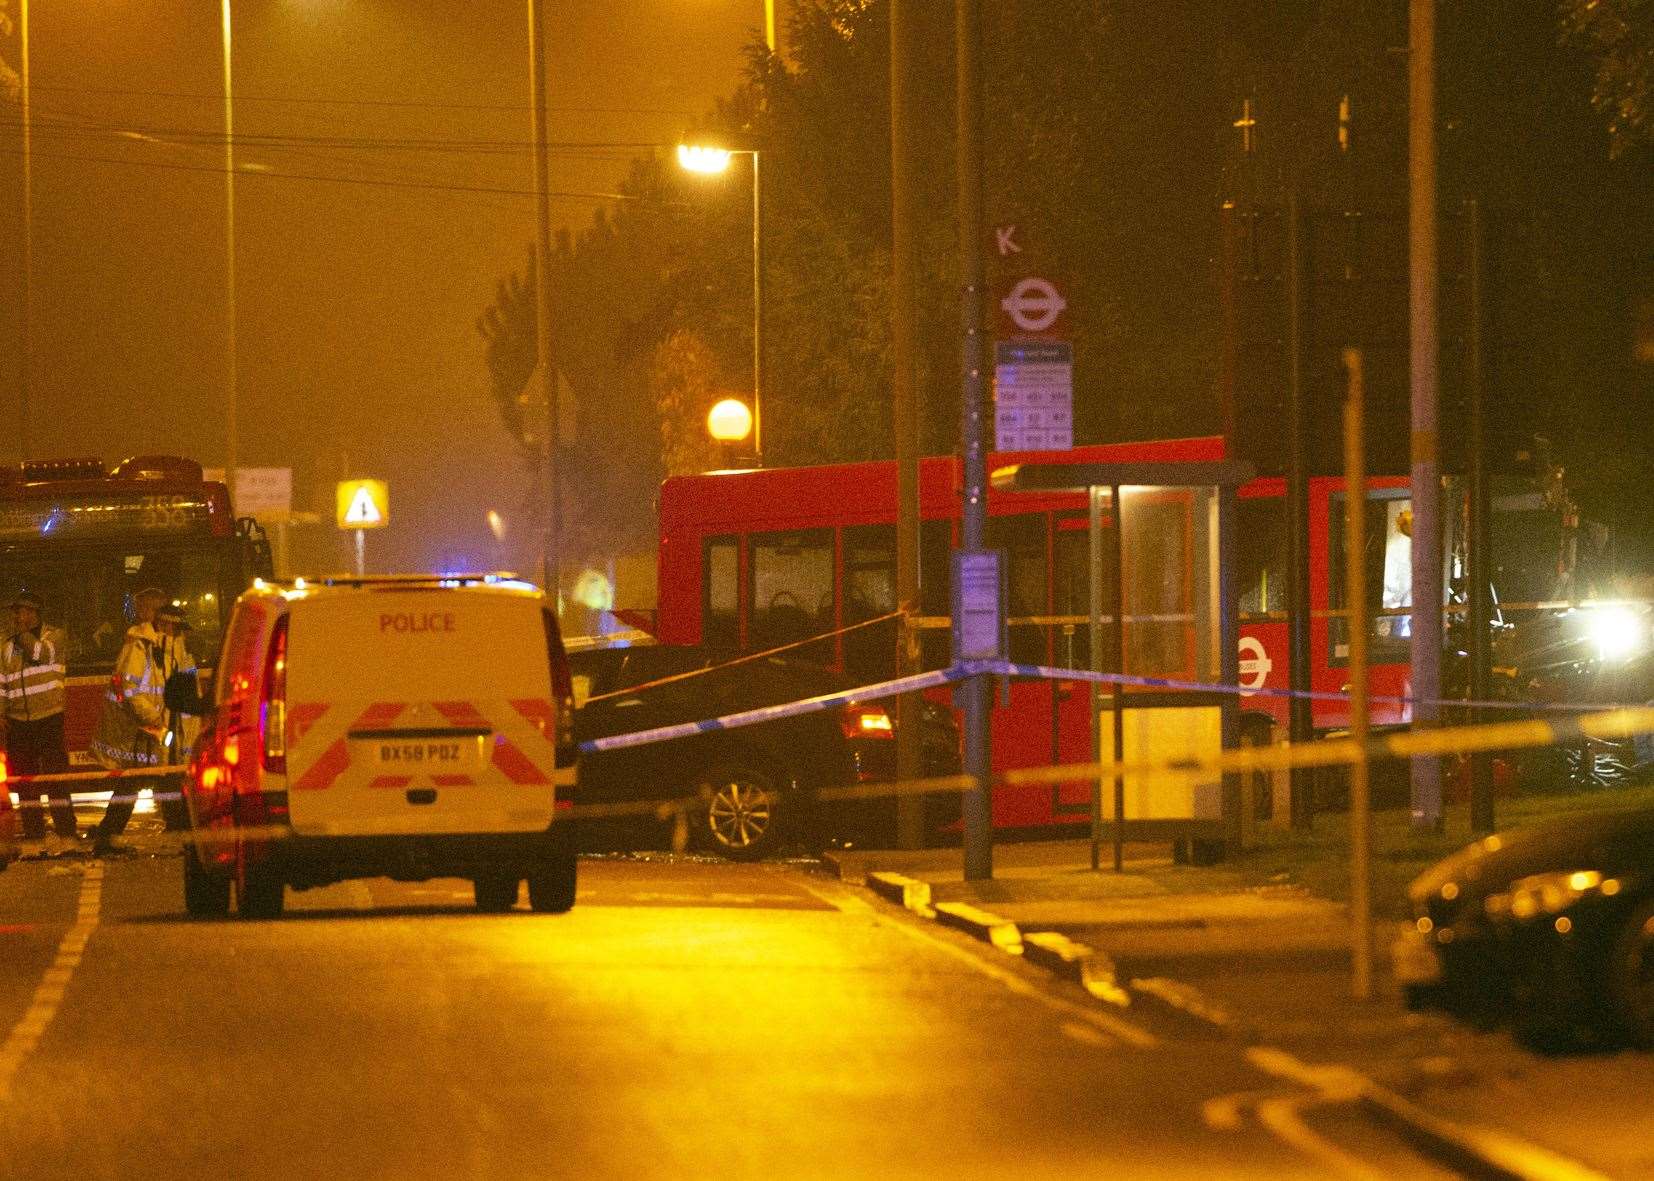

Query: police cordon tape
left=12, top=658, right=1654, bottom=820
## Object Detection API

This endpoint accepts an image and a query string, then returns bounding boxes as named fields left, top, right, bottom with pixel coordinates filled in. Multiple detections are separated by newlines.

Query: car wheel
left=527, top=852, right=578, bottom=913
left=473, top=874, right=521, bottom=913
left=236, top=859, right=285, bottom=920
left=183, top=847, right=231, bottom=918
left=1607, top=898, right=1654, bottom=1048
left=696, top=761, right=786, bottom=861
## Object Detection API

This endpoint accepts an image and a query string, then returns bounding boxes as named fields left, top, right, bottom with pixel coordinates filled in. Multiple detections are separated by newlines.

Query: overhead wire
left=0, top=102, right=677, bottom=206
left=0, top=142, right=654, bottom=203
left=17, top=79, right=698, bottom=118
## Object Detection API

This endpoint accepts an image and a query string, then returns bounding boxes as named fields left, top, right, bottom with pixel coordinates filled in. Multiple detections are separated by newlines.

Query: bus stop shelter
left=991, top=459, right=1256, bottom=866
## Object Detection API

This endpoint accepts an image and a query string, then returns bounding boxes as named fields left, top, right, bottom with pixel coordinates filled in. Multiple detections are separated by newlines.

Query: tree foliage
left=1, top=2, right=18, bottom=103
left=1561, top=0, right=1654, bottom=156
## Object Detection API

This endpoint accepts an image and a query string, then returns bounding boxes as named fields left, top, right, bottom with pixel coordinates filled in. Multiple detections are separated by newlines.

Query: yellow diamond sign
left=336, top=479, right=389, bottom=530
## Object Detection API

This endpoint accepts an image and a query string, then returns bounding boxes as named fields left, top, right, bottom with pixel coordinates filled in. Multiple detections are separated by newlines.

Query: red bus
left=656, top=437, right=1415, bottom=830
left=0, top=456, right=274, bottom=768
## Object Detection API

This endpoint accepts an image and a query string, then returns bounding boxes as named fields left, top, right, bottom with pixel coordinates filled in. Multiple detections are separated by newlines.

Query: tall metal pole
left=17, top=0, right=32, bottom=461
left=1343, top=347, right=1373, bottom=1001
left=1466, top=197, right=1494, bottom=834
left=751, top=151, right=764, bottom=463
left=1408, top=0, right=1443, bottom=829
left=955, top=0, right=991, bottom=881
left=1286, top=191, right=1314, bottom=830
left=527, top=0, right=559, bottom=603
left=222, top=0, right=239, bottom=498
left=890, top=0, right=924, bottom=848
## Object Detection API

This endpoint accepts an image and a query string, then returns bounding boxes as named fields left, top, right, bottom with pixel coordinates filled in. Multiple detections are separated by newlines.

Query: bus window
left=750, top=529, right=834, bottom=657
left=987, top=513, right=1048, bottom=664
left=843, top=525, right=896, bottom=681
left=1329, top=492, right=1414, bottom=665
left=703, top=536, right=738, bottom=651
left=1237, top=496, right=1288, bottom=621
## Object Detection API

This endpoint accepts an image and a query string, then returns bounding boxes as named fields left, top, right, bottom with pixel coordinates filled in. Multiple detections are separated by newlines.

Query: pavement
left=822, top=838, right=1654, bottom=1181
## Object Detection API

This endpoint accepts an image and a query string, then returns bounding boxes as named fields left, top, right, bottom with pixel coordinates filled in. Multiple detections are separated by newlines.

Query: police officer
left=1, top=590, right=74, bottom=854
left=89, top=593, right=193, bottom=853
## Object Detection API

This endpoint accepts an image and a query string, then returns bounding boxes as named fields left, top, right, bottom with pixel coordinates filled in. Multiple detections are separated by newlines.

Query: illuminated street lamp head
left=707, top=398, right=754, bottom=443
left=677, top=142, right=733, bottom=174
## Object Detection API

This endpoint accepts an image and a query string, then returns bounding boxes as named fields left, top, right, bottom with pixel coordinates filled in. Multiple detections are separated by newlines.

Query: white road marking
left=1059, top=1020, right=1114, bottom=1048
left=869, top=897, right=1158, bottom=1049
left=1255, top=1090, right=1386, bottom=1181
left=791, top=874, right=874, bottom=915
left=0, top=865, right=103, bottom=1102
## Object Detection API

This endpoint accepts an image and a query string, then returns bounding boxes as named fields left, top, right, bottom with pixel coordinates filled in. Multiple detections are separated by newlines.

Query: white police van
left=181, top=574, right=578, bottom=919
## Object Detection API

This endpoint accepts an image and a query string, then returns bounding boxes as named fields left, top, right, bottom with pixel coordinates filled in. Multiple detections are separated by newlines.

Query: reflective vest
left=90, top=624, right=195, bottom=769
left=0, top=629, right=67, bottom=722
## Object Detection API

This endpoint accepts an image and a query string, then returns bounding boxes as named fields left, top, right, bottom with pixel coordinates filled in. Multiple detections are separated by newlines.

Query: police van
left=181, top=574, right=578, bottom=919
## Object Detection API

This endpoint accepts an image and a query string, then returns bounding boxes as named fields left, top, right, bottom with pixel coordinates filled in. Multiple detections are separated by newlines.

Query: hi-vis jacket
left=0, top=628, right=67, bottom=722
left=90, top=624, right=196, bottom=769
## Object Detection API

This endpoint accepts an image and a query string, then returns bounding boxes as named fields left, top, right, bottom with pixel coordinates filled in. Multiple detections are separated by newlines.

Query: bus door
left=1326, top=487, right=1415, bottom=728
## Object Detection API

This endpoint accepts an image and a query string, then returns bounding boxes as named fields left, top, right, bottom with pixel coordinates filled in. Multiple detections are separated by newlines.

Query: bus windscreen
left=0, top=545, right=226, bottom=676
left=0, top=491, right=215, bottom=544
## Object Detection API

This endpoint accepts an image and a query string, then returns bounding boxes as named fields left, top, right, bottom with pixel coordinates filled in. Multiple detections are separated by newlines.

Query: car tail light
left=260, top=616, right=289, bottom=774
left=0, top=751, right=8, bottom=784
left=841, top=703, right=894, bottom=741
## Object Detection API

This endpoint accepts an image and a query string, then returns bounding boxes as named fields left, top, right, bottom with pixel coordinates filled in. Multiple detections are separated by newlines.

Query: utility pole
left=891, top=0, right=924, bottom=848
left=1343, top=347, right=1374, bottom=1001
left=1466, top=196, right=1494, bottom=834
left=527, top=0, right=560, bottom=605
left=1408, top=0, right=1443, bottom=829
left=1286, top=190, right=1314, bottom=830
left=17, top=0, right=32, bottom=461
left=955, top=0, right=992, bottom=881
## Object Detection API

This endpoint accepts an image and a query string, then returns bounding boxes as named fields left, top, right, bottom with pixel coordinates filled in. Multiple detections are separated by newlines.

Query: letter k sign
left=996, top=225, right=1021, bottom=256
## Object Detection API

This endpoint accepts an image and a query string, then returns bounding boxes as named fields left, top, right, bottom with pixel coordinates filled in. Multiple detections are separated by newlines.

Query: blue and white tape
left=578, top=657, right=1634, bottom=757
left=578, top=666, right=969, bottom=754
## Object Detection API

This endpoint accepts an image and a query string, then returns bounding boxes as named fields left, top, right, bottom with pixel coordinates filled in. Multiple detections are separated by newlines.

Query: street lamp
left=677, top=139, right=764, bottom=466
left=706, top=396, right=753, bottom=469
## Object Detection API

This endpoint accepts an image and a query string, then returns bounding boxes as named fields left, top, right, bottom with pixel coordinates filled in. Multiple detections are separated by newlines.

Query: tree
left=1561, top=0, right=1654, bottom=157
left=1, top=2, right=18, bottom=103
left=474, top=257, right=537, bottom=470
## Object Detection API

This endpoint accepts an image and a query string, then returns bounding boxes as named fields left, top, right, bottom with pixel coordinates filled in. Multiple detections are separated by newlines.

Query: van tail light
left=543, top=609, right=576, bottom=763
left=841, top=703, right=895, bottom=741
left=260, top=616, right=289, bottom=774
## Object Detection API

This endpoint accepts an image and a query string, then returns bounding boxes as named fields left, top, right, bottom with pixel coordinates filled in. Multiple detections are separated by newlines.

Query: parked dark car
left=568, top=642, right=962, bottom=859
left=1397, top=805, right=1654, bottom=1048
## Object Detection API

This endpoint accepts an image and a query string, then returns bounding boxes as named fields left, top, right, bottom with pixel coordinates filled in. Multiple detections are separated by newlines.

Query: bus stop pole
left=954, top=0, right=991, bottom=881
left=1111, top=485, right=1126, bottom=874
left=1088, top=486, right=1104, bottom=871
left=1344, top=348, right=1374, bottom=1001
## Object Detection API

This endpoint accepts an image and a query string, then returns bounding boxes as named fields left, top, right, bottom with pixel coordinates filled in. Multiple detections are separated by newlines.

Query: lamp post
left=678, top=142, right=764, bottom=466
left=222, top=0, right=239, bottom=498
left=17, top=0, right=32, bottom=461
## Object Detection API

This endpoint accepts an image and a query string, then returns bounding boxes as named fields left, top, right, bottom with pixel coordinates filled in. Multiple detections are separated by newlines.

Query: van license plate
left=374, top=740, right=481, bottom=768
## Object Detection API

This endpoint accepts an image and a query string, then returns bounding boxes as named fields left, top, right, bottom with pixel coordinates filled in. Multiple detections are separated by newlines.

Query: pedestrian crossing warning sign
left=336, top=479, right=389, bottom=530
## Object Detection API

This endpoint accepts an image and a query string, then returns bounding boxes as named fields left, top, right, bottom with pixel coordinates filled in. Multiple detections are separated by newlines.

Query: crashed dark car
left=1397, top=805, right=1654, bottom=1048
left=568, top=642, right=962, bottom=860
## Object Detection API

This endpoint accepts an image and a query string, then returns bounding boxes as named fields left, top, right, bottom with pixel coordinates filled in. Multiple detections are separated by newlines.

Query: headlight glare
left=1487, top=869, right=1606, bottom=921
